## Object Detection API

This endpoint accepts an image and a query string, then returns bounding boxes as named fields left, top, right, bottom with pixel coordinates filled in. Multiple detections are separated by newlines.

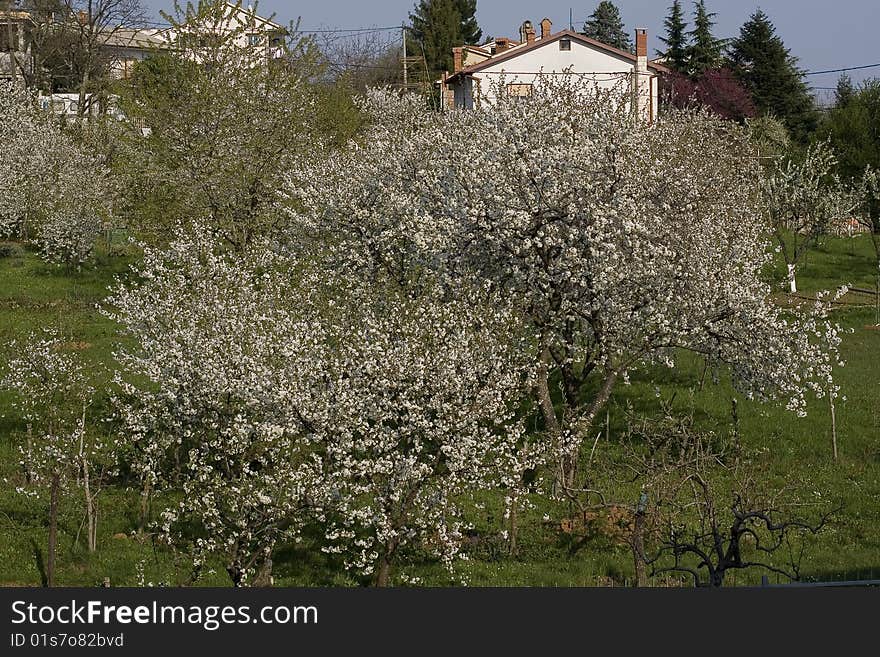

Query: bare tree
left=568, top=405, right=835, bottom=587
left=19, top=0, right=145, bottom=110
left=317, top=29, right=402, bottom=91
left=638, top=411, right=836, bottom=587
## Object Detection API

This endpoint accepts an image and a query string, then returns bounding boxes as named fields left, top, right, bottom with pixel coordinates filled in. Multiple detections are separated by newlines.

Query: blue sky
left=142, top=1, right=880, bottom=93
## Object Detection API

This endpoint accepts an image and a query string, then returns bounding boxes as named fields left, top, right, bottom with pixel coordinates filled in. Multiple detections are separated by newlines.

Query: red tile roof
left=446, top=29, right=669, bottom=83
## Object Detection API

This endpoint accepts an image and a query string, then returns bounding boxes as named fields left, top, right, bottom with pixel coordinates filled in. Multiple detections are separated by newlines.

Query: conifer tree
left=835, top=74, right=855, bottom=109
left=410, top=0, right=482, bottom=75
left=728, top=10, right=817, bottom=142
left=456, top=0, right=482, bottom=45
left=658, top=1, right=688, bottom=73
left=582, top=1, right=631, bottom=52
left=687, top=0, right=724, bottom=75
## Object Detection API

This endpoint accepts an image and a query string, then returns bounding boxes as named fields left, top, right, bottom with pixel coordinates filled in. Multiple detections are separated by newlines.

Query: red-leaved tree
left=663, top=68, right=757, bottom=122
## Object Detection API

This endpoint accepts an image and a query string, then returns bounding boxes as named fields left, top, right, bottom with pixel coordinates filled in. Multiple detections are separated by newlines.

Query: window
left=559, top=38, right=571, bottom=51
left=506, top=83, right=533, bottom=98
left=248, top=33, right=263, bottom=47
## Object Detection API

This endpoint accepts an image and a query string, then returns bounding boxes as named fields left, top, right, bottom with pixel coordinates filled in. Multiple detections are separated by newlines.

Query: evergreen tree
left=835, top=74, right=855, bottom=109
left=410, top=0, right=482, bottom=75
left=658, top=1, right=688, bottom=73
left=820, top=80, right=880, bottom=183
left=456, top=0, right=482, bottom=45
left=728, top=10, right=817, bottom=142
left=582, top=1, right=631, bottom=52
left=819, top=80, right=880, bottom=241
left=687, top=0, right=724, bottom=75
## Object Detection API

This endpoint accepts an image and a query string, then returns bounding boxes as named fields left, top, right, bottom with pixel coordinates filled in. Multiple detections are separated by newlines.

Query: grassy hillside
left=1, top=236, right=879, bottom=587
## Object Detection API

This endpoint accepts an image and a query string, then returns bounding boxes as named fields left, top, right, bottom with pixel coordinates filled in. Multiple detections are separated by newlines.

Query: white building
left=442, top=19, right=667, bottom=123
left=102, top=28, right=169, bottom=80
left=163, top=1, right=287, bottom=64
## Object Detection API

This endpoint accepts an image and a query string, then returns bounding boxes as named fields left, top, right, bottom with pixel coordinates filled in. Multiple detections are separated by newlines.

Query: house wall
left=162, top=3, right=286, bottom=63
left=107, top=47, right=152, bottom=80
left=452, top=38, right=660, bottom=119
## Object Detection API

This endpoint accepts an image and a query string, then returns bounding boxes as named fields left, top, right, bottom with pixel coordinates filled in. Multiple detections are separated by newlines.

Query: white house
left=103, top=28, right=169, bottom=80
left=442, top=19, right=667, bottom=123
left=101, top=3, right=286, bottom=77
left=163, top=1, right=287, bottom=64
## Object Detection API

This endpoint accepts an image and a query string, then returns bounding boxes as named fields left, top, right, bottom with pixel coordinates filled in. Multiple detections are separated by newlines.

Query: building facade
left=443, top=20, right=666, bottom=123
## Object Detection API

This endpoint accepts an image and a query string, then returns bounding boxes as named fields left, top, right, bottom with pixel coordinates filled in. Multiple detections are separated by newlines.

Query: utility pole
left=402, top=23, right=408, bottom=89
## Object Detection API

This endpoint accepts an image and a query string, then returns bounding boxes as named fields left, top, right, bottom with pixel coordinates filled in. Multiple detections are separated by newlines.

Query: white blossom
left=285, top=78, right=843, bottom=476
left=0, top=82, right=110, bottom=266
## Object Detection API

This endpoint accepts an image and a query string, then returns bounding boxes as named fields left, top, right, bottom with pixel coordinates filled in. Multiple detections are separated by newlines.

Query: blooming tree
left=0, top=82, right=109, bottom=267
left=1, top=332, right=105, bottom=584
left=107, top=224, right=540, bottom=585
left=763, top=140, right=858, bottom=293
left=286, top=78, right=843, bottom=489
left=314, top=285, right=536, bottom=586
left=106, top=229, right=328, bottom=586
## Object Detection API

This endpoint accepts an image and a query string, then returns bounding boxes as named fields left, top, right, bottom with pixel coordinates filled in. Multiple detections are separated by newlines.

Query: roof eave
left=447, top=30, right=670, bottom=81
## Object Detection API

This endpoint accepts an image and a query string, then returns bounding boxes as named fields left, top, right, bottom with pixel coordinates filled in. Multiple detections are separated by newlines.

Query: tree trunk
left=535, top=351, right=565, bottom=490
left=631, top=511, right=647, bottom=588
left=508, top=492, right=518, bottom=558
left=47, top=472, right=60, bottom=587
left=24, top=423, right=34, bottom=484
left=79, top=419, right=97, bottom=552
left=83, top=461, right=96, bottom=552
left=78, top=62, right=91, bottom=119
left=830, top=389, right=839, bottom=461
left=252, top=555, right=274, bottom=587
left=375, top=556, right=393, bottom=588
left=787, top=263, right=798, bottom=294
left=569, top=371, right=620, bottom=488
left=226, top=565, right=245, bottom=587
left=375, top=538, right=399, bottom=587
left=138, top=480, right=151, bottom=534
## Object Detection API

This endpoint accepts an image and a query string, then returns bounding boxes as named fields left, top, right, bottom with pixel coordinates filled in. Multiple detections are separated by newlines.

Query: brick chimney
left=635, top=28, right=647, bottom=58
left=495, top=37, right=509, bottom=53
left=540, top=18, right=552, bottom=39
left=520, top=20, right=535, bottom=45
left=452, top=46, right=463, bottom=73
left=632, top=29, right=650, bottom=123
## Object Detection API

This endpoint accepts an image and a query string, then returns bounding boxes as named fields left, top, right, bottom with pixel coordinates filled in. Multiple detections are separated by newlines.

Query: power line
left=804, top=62, right=880, bottom=76
left=131, top=20, right=402, bottom=35
left=301, top=26, right=401, bottom=34
left=62, top=13, right=880, bottom=80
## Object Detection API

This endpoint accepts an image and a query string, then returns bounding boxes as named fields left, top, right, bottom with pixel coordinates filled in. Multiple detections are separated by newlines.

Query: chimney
left=452, top=46, right=463, bottom=73
left=520, top=20, right=535, bottom=45
left=495, top=37, right=509, bottom=53
left=632, top=29, right=650, bottom=123
left=635, top=28, right=648, bottom=58
left=540, top=18, right=552, bottom=40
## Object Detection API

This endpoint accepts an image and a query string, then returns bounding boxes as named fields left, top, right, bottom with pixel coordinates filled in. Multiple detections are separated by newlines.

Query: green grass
left=1, top=236, right=879, bottom=587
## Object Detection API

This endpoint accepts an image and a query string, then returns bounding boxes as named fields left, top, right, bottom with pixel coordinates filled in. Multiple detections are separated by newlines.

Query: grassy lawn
left=1, top=236, right=879, bottom=587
